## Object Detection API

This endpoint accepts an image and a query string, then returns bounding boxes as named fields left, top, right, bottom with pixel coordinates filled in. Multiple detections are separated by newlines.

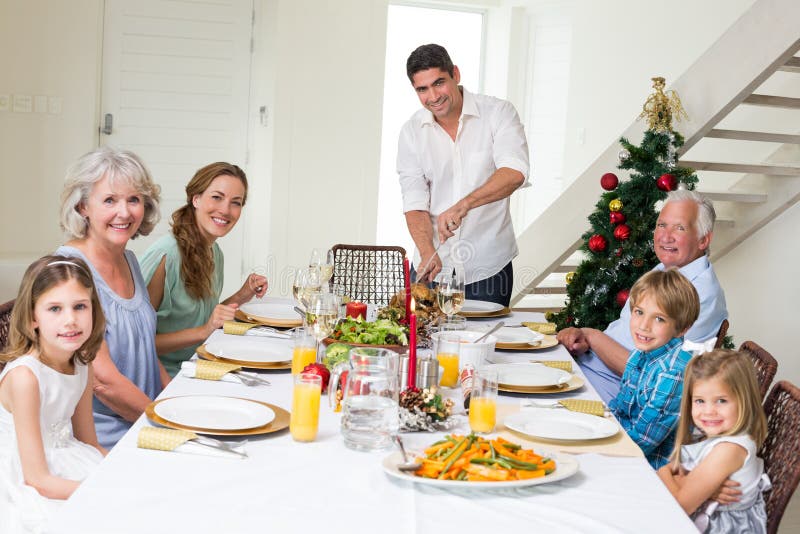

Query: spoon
left=473, top=321, right=505, bottom=343
left=394, top=435, right=421, bottom=472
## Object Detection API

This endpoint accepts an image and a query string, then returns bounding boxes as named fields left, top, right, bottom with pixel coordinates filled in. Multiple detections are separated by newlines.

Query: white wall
left=0, top=0, right=103, bottom=300
left=714, top=204, right=800, bottom=384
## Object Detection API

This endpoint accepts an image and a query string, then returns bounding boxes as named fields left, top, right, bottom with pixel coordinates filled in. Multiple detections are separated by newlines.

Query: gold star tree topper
left=638, top=77, right=688, bottom=132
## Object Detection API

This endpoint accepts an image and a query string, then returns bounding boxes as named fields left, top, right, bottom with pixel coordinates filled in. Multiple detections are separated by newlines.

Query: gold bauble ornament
left=609, top=199, right=623, bottom=212
left=566, top=271, right=575, bottom=284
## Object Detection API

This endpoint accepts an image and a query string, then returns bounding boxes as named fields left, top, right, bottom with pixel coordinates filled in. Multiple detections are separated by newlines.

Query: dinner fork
left=231, top=371, right=271, bottom=387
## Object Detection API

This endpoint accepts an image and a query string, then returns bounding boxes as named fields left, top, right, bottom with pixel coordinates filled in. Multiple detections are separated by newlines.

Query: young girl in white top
left=0, top=256, right=107, bottom=533
left=657, top=349, right=770, bottom=533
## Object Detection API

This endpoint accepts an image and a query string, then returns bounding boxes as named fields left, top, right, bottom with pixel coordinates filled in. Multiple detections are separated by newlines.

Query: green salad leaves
left=331, top=318, right=408, bottom=346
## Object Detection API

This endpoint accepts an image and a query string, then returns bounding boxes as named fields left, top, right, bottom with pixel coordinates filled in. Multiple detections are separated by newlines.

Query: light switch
left=48, top=96, right=62, bottom=115
left=13, top=94, right=32, bottom=113
left=34, top=95, right=47, bottom=113
left=0, top=94, right=9, bottom=111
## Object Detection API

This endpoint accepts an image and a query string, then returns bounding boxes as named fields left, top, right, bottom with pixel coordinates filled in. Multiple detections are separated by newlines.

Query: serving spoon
left=394, top=435, right=422, bottom=472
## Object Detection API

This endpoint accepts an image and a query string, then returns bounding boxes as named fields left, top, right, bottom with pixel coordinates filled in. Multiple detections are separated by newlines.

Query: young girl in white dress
left=0, top=256, right=107, bottom=533
left=657, top=349, right=770, bottom=533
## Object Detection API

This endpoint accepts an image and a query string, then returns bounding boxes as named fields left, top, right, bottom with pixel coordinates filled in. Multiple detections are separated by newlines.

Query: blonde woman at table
left=657, top=350, right=769, bottom=534
left=0, top=256, right=106, bottom=533
left=57, top=147, right=168, bottom=449
left=139, top=162, right=267, bottom=377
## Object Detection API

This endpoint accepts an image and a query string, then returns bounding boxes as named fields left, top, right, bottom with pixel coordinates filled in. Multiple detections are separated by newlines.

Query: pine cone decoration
left=399, top=387, right=425, bottom=411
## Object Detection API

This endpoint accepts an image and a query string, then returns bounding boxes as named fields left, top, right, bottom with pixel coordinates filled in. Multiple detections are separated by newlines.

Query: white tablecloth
left=48, top=312, right=694, bottom=534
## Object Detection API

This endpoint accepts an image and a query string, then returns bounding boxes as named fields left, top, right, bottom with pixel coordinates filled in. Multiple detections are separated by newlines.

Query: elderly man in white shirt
left=397, top=44, right=530, bottom=306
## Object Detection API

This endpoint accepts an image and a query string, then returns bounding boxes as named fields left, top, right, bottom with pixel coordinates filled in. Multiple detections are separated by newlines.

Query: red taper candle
left=408, top=298, right=417, bottom=388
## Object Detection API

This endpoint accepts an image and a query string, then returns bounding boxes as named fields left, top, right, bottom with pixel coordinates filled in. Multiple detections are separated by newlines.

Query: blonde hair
left=1, top=256, right=106, bottom=366
left=171, top=162, right=248, bottom=300
left=60, top=146, right=161, bottom=239
left=629, top=268, right=699, bottom=334
left=669, top=349, right=767, bottom=467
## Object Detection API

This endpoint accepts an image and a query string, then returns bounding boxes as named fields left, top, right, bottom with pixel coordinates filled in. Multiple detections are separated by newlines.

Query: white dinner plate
left=239, top=300, right=298, bottom=321
left=505, top=409, right=619, bottom=441
left=382, top=451, right=579, bottom=489
left=153, top=395, right=275, bottom=431
left=205, top=337, right=292, bottom=363
left=487, top=363, right=572, bottom=388
left=461, top=300, right=505, bottom=313
left=492, top=327, right=545, bottom=345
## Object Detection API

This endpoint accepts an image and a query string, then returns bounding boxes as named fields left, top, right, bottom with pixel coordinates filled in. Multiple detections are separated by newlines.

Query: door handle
left=101, top=113, right=113, bottom=135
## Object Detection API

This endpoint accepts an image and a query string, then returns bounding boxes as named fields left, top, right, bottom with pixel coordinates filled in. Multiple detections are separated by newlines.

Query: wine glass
left=305, top=292, right=339, bottom=352
left=308, top=248, right=321, bottom=268
left=435, top=265, right=466, bottom=320
left=293, top=267, right=322, bottom=309
left=319, top=249, right=335, bottom=286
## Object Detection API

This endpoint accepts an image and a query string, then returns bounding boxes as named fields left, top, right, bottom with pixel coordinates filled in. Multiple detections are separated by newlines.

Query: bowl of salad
left=324, top=317, right=409, bottom=353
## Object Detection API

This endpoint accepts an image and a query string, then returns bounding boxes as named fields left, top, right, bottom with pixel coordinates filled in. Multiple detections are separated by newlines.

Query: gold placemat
left=137, top=427, right=196, bottom=451
left=145, top=398, right=291, bottom=437
left=498, top=404, right=643, bottom=458
left=194, top=359, right=242, bottom=380
left=536, top=360, right=572, bottom=372
left=522, top=322, right=557, bottom=335
left=558, top=399, right=604, bottom=417
left=499, top=374, right=584, bottom=394
left=223, top=320, right=258, bottom=335
left=196, top=344, right=291, bottom=370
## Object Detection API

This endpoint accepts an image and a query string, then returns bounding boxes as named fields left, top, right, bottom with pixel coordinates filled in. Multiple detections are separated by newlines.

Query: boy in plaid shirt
left=609, top=268, right=700, bottom=469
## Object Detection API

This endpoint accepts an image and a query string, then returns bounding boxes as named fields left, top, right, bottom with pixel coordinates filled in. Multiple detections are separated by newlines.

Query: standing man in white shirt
left=397, top=44, right=530, bottom=306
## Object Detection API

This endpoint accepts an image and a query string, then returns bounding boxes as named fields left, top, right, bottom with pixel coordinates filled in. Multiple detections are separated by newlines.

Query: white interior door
left=100, top=0, right=254, bottom=298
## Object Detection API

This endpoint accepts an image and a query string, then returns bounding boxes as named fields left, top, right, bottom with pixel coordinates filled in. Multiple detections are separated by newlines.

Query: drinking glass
left=469, top=369, right=498, bottom=434
left=305, top=292, right=339, bottom=351
left=292, top=267, right=321, bottom=309
left=434, top=332, right=461, bottom=388
left=291, top=327, right=317, bottom=375
left=437, top=315, right=467, bottom=332
left=290, top=373, right=322, bottom=442
left=308, top=248, right=321, bottom=268
left=435, top=265, right=465, bottom=319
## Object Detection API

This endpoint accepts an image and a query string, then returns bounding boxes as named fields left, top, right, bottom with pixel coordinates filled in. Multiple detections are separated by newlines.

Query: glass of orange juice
left=291, top=327, right=317, bottom=375
left=435, top=333, right=461, bottom=388
left=290, top=372, right=322, bottom=442
left=469, top=369, right=498, bottom=434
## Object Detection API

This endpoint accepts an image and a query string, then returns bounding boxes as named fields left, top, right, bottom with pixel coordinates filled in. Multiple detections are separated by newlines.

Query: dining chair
left=713, top=319, right=729, bottom=349
left=330, top=245, right=406, bottom=307
left=0, top=299, right=14, bottom=352
left=739, top=341, right=778, bottom=400
left=759, top=380, right=800, bottom=534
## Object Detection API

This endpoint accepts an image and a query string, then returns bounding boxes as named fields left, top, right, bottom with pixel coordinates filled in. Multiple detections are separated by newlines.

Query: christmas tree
left=549, top=77, right=698, bottom=331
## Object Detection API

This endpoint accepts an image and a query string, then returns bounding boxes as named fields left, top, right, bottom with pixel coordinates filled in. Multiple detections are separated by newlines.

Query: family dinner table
left=49, top=309, right=695, bottom=534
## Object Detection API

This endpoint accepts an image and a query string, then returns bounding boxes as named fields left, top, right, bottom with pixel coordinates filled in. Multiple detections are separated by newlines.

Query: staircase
left=513, top=0, right=800, bottom=311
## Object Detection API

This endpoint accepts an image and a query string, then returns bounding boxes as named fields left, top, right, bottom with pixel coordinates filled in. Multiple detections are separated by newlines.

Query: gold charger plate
left=196, top=344, right=291, bottom=370
left=145, top=397, right=290, bottom=436
left=459, top=306, right=511, bottom=318
left=496, top=334, right=559, bottom=351
left=499, top=374, right=585, bottom=394
left=234, top=309, right=302, bottom=328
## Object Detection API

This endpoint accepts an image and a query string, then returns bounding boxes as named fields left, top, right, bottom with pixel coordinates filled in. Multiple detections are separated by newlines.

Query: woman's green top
left=139, top=233, right=223, bottom=376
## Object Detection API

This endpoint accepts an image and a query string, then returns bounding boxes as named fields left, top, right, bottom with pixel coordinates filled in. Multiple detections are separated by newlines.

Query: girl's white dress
left=0, top=356, right=104, bottom=534
left=682, top=434, right=770, bottom=533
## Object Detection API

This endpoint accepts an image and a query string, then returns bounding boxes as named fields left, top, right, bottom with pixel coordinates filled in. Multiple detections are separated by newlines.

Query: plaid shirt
left=610, top=337, right=691, bottom=469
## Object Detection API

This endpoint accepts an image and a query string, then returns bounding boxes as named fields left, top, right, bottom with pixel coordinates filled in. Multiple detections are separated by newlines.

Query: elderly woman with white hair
left=57, top=146, right=168, bottom=449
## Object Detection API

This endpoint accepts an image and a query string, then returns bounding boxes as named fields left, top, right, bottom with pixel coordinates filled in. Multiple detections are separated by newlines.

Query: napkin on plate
left=137, top=427, right=246, bottom=459
left=533, top=360, right=572, bottom=372
left=182, top=360, right=241, bottom=383
left=223, top=320, right=291, bottom=339
left=522, top=321, right=557, bottom=335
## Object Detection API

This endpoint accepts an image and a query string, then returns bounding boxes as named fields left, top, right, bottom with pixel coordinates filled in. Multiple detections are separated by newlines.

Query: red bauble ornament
left=615, top=288, right=630, bottom=307
left=600, top=172, right=619, bottom=191
left=657, top=173, right=677, bottom=191
left=588, top=234, right=608, bottom=253
left=613, top=223, right=631, bottom=241
left=609, top=211, right=626, bottom=225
